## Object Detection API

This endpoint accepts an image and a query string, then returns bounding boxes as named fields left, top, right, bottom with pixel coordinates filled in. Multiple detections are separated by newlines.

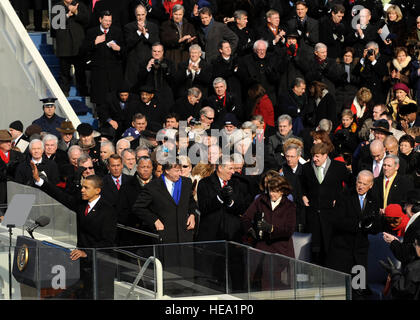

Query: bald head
left=370, top=140, right=385, bottom=162
left=384, top=135, right=398, bottom=155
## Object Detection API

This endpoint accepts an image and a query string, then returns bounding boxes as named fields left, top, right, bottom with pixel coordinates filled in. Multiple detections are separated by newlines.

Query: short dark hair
left=332, top=4, right=345, bottom=14
left=199, top=7, right=212, bottom=16
left=133, top=113, right=146, bottom=122
left=399, top=134, right=415, bottom=148
left=218, top=40, right=230, bottom=50
left=85, top=175, right=103, bottom=189
left=108, top=153, right=123, bottom=163
left=165, top=113, right=179, bottom=122
left=296, top=1, right=308, bottom=8
left=99, top=10, right=112, bottom=19
left=267, top=175, right=292, bottom=195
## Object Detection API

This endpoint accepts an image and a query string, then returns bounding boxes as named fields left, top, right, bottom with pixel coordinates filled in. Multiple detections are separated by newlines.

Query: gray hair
left=135, top=145, right=150, bottom=156
left=42, top=134, right=58, bottom=145
left=200, top=106, right=214, bottom=117
left=357, top=170, right=374, bottom=182
left=253, top=39, right=269, bottom=51
left=278, top=114, right=292, bottom=125
left=384, top=154, right=399, bottom=166
left=121, top=148, right=135, bottom=158
left=116, top=138, right=130, bottom=149
left=241, top=121, right=257, bottom=132
left=314, top=42, right=327, bottom=53
left=188, top=87, right=202, bottom=97
left=317, top=119, right=333, bottom=133
left=172, top=4, right=184, bottom=14
left=77, top=154, right=92, bottom=167
left=285, top=143, right=302, bottom=157
left=213, top=77, right=227, bottom=88
left=67, top=145, right=82, bottom=157
left=366, top=41, right=378, bottom=50
left=29, top=139, right=44, bottom=152
left=233, top=10, right=247, bottom=20
left=189, top=44, right=202, bottom=53
left=101, top=140, right=115, bottom=153
left=251, top=114, right=264, bottom=123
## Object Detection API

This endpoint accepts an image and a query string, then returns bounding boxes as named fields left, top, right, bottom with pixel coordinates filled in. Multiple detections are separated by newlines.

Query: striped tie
left=116, top=178, right=120, bottom=190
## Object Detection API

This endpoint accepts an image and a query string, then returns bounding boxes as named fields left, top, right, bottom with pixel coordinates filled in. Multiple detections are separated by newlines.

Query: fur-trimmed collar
left=392, top=56, right=411, bottom=71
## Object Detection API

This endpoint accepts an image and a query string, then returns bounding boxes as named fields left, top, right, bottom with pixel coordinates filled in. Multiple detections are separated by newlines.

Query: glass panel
left=247, top=247, right=272, bottom=299
left=7, top=181, right=77, bottom=246
left=271, top=254, right=295, bottom=300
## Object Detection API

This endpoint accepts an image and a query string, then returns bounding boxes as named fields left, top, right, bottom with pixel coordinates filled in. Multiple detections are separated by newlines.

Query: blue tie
left=359, top=196, right=364, bottom=210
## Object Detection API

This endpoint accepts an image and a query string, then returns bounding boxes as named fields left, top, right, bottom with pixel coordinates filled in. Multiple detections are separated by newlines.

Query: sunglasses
left=204, top=115, right=214, bottom=120
left=83, top=166, right=94, bottom=170
left=182, top=165, right=190, bottom=168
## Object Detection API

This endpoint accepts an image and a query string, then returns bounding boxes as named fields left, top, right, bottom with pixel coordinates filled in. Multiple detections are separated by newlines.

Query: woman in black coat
left=159, top=4, right=198, bottom=69
left=335, top=47, right=360, bottom=112
left=377, top=5, right=407, bottom=56
left=307, top=81, right=338, bottom=128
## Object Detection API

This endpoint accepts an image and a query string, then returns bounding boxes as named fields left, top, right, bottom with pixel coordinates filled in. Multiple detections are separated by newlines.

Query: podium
left=12, top=236, right=80, bottom=294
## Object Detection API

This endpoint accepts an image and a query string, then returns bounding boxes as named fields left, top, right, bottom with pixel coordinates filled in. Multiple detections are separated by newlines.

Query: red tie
left=84, top=204, right=90, bottom=216
left=222, top=180, right=227, bottom=188
left=116, top=179, right=120, bottom=190
left=385, top=179, right=389, bottom=189
left=104, top=29, right=107, bottom=35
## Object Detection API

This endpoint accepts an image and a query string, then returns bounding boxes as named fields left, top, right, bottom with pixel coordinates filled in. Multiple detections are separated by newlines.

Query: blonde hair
left=191, top=162, right=215, bottom=178
left=356, top=87, right=372, bottom=104
left=386, top=5, right=403, bottom=23
left=283, top=137, right=304, bottom=151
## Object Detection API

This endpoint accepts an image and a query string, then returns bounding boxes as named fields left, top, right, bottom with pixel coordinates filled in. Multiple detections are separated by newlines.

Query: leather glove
left=379, top=257, right=398, bottom=274
left=257, top=218, right=273, bottom=234
left=359, top=215, right=375, bottom=230
left=220, top=185, right=234, bottom=204
left=247, top=227, right=258, bottom=240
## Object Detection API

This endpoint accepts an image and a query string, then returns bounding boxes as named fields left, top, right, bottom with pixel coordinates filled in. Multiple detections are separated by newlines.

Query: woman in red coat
left=242, top=175, right=296, bottom=290
left=248, top=83, right=275, bottom=128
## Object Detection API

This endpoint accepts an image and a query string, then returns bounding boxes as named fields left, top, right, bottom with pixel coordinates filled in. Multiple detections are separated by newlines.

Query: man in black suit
left=300, top=142, right=352, bottom=266
left=228, top=10, right=256, bottom=57
left=42, top=134, right=70, bottom=180
left=132, top=161, right=198, bottom=291
left=15, top=139, right=60, bottom=186
left=326, top=170, right=382, bottom=299
left=174, top=44, right=213, bottom=99
left=100, top=154, right=133, bottom=227
left=52, top=0, right=90, bottom=96
left=287, top=1, right=319, bottom=49
left=123, top=3, right=159, bottom=89
left=196, top=7, right=238, bottom=63
left=196, top=156, right=251, bottom=291
left=372, top=154, right=414, bottom=210
left=80, top=10, right=124, bottom=108
left=98, top=82, right=138, bottom=140
left=31, top=163, right=117, bottom=299
left=125, top=86, right=168, bottom=132
left=202, top=77, right=243, bottom=128
left=257, top=9, right=286, bottom=53
left=89, top=0, right=130, bottom=30
left=170, top=87, right=202, bottom=122
left=346, top=8, right=378, bottom=58
left=318, top=4, right=346, bottom=60
left=281, top=143, right=305, bottom=231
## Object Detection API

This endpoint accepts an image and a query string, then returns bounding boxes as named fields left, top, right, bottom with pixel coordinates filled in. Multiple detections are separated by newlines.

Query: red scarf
left=217, top=94, right=227, bottom=107
left=0, top=150, right=10, bottom=164
left=286, top=42, right=298, bottom=57
left=163, top=0, right=183, bottom=19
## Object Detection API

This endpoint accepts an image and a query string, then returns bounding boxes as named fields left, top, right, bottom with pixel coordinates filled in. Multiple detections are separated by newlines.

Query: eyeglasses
left=204, top=115, right=214, bottom=120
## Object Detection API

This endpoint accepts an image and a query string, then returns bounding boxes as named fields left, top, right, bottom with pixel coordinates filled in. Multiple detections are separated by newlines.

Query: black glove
left=248, top=227, right=258, bottom=240
left=220, top=185, right=234, bottom=204
left=257, top=218, right=273, bottom=234
left=379, top=257, right=398, bottom=274
left=359, top=214, right=375, bottom=230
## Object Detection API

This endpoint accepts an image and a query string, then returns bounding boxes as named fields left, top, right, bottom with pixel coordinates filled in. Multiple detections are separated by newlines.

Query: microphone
left=26, top=216, right=50, bottom=239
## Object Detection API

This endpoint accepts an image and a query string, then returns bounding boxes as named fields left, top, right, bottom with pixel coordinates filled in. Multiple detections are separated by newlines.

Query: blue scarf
left=161, top=174, right=182, bottom=205
left=201, top=18, right=214, bottom=39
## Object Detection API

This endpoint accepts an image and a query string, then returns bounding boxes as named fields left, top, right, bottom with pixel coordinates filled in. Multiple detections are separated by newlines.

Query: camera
left=154, top=59, right=160, bottom=66
left=366, top=49, right=375, bottom=57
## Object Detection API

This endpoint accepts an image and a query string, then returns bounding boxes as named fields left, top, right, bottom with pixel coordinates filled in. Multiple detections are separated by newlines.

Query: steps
left=28, top=31, right=97, bottom=129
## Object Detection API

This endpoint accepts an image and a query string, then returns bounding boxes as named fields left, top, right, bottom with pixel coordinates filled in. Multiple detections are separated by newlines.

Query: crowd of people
left=2, top=0, right=420, bottom=299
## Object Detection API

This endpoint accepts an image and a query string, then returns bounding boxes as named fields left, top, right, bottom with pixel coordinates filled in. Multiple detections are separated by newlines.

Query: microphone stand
left=7, top=224, right=15, bottom=300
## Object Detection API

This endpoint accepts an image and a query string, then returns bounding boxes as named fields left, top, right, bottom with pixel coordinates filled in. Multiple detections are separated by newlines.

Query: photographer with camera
left=353, top=41, right=389, bottom=104
left=326, top=170, right=382, bottom=299
left=140, top=43, right=176, bottom=108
